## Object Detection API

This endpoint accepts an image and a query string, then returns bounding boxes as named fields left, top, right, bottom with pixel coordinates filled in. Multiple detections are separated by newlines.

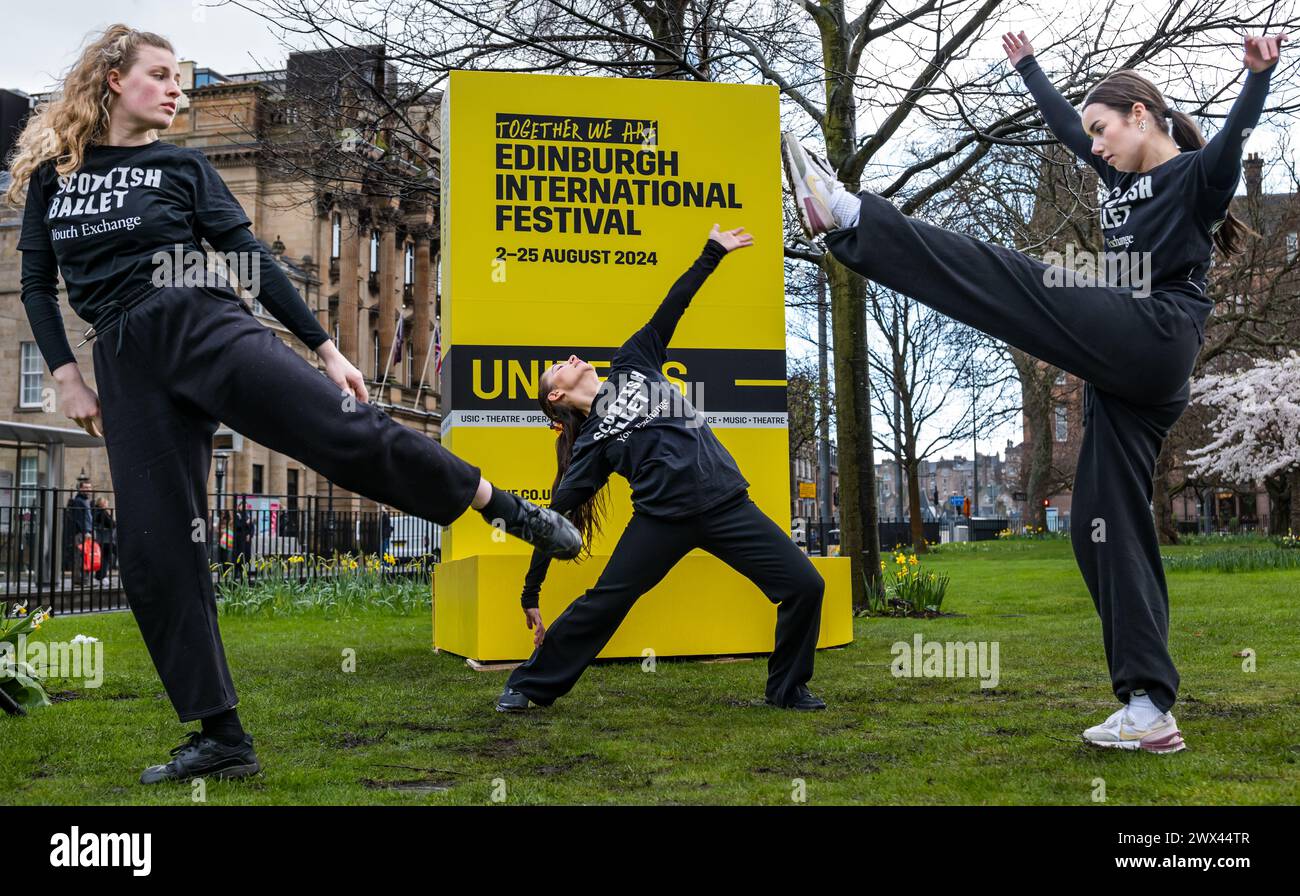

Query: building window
left=373, top=331, right=382, bottom=380
left=331, top=214, right=341, bottom=259
left=333, top=322, right=340, bottom=346
left=369, top=230, right=380, bottom=273
left=406, top=345, right=415, bottom=384
left=404, top=243, right=414, bottom=285
left=252, top=464, right=264, bottom=494
left=1054, top=405, right=1068, bottom=442
left=20, top=343, right=43, bottom=407
left=1287, top=231, right=1298, bottom=263
left=1055, top=370, right=1066, bottom=385
left=19, top=455, right=39, bottom=506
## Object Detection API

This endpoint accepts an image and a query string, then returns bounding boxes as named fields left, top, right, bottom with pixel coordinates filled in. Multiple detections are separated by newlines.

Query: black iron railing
left=0, top=489, right=441, bottom=616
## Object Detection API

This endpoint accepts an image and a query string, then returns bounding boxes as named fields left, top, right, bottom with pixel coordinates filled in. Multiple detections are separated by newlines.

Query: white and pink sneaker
left=1082, top=706, right=1187, bottom=754
left=781, top=132, right=842, bottom=238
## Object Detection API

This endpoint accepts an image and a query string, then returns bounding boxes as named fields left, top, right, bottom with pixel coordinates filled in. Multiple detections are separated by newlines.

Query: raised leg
left=163, top=290, right=481, bottom=525
left=824, top=192, right=1201, bottom=406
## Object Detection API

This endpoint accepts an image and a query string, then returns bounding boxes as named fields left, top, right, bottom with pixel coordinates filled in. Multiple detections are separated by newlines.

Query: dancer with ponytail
left=781, top=31, right=1285, bottom=752
left=495, top=224, right=829, bottom=713
left=9, top=25, right=580, bottom=784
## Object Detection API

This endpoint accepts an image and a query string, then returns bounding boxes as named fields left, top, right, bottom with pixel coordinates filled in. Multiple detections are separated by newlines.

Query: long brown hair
left=5, top=24, right=174, bottom=205
left=538, top=367, right=606, bottom=557
left=1081, top=69, right=1257, bottom=255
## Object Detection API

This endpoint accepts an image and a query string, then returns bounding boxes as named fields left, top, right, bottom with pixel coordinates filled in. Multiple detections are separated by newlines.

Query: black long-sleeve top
left=18, top=139, right=329, bottom=372
left=520, top=239, right=747, bottom=609
left=1014, top=52, right=1275, bottom=341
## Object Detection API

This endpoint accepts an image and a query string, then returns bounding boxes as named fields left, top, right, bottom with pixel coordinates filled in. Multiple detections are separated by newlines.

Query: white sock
left=1126, top=693, right=1163, bottom=727
left=829, top=186, right=861, bottom=228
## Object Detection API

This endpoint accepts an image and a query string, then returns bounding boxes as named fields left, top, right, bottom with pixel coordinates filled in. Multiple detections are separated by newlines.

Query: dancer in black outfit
left=9, top=25, right=581, bottom=784
left=782, top=30, right=1286, bottom=753
left=496, top=224, right=829, bottom=713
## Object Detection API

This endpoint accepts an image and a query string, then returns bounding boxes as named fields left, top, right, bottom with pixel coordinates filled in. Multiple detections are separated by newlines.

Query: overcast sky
left=1, top=1, right=292, bottom=93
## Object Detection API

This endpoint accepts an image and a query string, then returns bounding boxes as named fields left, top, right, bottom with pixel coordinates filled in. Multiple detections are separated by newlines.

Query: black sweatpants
left=825, top=192, right=1201, bottom=713
left=507, top=490, right=825, bottom=707
left=91, top=283, right=482, bottom=722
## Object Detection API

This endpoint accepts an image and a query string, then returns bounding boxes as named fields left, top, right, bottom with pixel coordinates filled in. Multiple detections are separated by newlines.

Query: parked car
left=387, top=514, right=441, bottom=562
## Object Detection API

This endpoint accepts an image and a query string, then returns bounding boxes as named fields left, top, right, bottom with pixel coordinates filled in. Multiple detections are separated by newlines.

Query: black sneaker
left=495, top=686, right=531, bottom=713
left=496, top=492, right=583, bottom=559
left=140, top=731, right=262, bottom=784
left=765, top=685, right=827, bottom=711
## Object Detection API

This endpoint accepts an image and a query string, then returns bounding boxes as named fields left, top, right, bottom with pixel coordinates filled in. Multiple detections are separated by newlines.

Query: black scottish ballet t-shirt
left=18, top=139, right=253, bottom=326
left=557, top=321, right=750, bottom=520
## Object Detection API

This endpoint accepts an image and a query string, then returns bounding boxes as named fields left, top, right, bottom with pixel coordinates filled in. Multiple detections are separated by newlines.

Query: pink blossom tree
left=1187, top=352, right=1300, bottom=533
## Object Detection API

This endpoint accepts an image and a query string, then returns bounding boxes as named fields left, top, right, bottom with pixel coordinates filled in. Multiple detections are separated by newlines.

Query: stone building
left=1, top=46, right=442, bottom=521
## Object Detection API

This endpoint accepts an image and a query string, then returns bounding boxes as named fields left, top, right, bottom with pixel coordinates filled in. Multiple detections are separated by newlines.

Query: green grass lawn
left=3, top=540, right=1296, bottom=805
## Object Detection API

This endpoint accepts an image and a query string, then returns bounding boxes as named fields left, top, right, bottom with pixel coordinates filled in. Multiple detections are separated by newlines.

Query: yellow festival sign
left=434, top=70, right=851, bottom=661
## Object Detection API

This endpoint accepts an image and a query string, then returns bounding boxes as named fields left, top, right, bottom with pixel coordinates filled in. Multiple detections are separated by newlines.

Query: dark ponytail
left=1084, top=70, right=1258, bottom=256
left=538, top=369, right=606, bottom=557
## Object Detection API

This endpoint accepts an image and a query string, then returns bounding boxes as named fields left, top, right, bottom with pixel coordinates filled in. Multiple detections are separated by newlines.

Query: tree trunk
left=827, top=255, right=879, bottom=609
left=907, top=454, right=927, bottom=554
left=1264, top=472, right=1290, bottom=535
left=1290, top=469, right=1300, bottom=537
left=1014, top=350, right=1055, bottom=531
left=820, top=2, right=880, bottom=610
left=1153, top=439, right=1180, bottom=545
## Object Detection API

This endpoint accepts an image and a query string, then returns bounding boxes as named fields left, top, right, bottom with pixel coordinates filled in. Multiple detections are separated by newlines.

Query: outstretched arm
left=1197, top=35, right=1284, bottom=191
left=647, top=225, right=752, bottom=348
left=1004, top=32, right=1115, bottom=186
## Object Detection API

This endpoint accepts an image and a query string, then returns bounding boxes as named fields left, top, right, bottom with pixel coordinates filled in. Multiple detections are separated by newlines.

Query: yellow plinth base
left=433, top=553, right=853, bottom=662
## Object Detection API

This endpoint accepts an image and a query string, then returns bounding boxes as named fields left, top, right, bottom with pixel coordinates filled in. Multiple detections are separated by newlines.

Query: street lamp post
left=213, top=450, right=230, bottom=567
left=214, top=451, right=230, bottom=517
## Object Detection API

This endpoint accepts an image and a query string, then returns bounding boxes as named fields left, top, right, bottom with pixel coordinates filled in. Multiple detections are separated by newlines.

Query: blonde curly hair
left=4, top=24, right=174, bottom=205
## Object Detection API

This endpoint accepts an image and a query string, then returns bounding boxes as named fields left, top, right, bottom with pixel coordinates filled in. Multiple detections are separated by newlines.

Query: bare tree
left=865, top=281, right=1018, bottom=551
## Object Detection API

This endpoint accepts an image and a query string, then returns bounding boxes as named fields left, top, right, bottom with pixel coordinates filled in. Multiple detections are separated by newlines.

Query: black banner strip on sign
left=443, top=344, right=787, bottom=413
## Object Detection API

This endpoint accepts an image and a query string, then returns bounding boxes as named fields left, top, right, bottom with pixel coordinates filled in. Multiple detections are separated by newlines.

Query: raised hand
left=1002, top=30, right=1034, bottom=66
left=1244, top=33, right=1287, bottom=73
left=708, top=223, right=755, bottom=252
